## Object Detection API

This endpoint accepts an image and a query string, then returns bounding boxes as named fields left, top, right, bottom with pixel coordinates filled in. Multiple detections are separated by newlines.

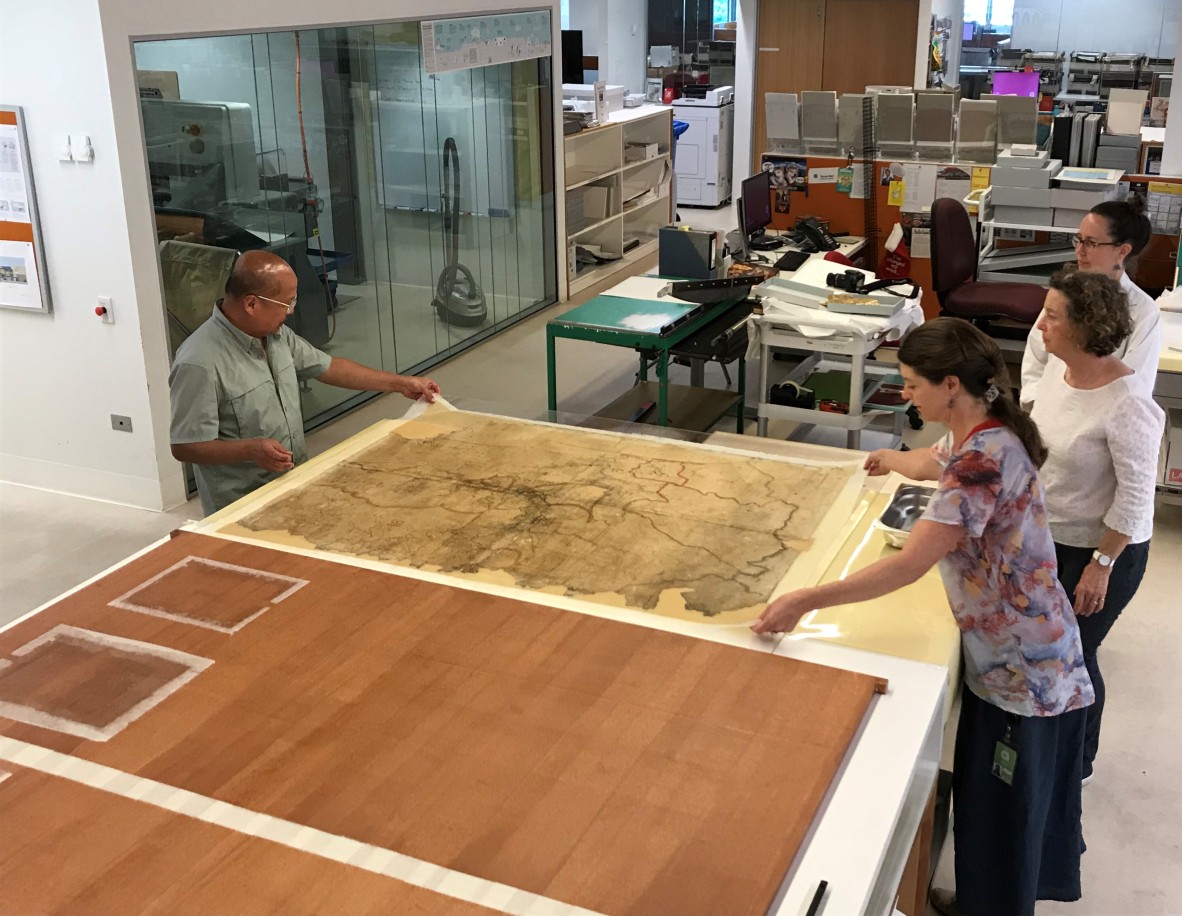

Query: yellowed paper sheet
left=211, top=406, right=864, bottom=625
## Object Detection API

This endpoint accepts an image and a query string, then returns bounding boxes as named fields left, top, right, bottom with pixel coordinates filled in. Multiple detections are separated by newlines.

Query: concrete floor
left=2, top=203, right=1180, bottom=911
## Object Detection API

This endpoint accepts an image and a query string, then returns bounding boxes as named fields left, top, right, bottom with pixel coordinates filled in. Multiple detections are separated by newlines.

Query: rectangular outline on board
left=109, top=556, right=308, bottom=634
left=0, top=625, right=212, bottom=742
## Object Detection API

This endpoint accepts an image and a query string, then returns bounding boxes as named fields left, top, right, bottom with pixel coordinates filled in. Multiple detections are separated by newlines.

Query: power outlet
left=110, top=414, right=133, bottom=433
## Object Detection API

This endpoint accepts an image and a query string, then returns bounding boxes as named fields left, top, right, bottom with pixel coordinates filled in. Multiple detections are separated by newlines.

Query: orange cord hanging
left=294, top=31, right=336, bottom=342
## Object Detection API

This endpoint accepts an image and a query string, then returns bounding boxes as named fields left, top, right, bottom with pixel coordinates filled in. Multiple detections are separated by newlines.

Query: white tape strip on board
left=0, top=736, right=603, bottom=916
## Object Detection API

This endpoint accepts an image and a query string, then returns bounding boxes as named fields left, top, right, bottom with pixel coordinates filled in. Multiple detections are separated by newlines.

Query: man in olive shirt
left=169, top=250, right=440, bottom=515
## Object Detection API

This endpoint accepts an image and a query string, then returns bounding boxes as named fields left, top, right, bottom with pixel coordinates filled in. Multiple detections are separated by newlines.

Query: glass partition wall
left=136, top=16, right=557, bottom=427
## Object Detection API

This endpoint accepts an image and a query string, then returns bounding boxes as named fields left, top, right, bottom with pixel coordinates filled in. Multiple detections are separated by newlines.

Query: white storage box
left=1050, top=187, right=1120, bottom=210
left=1053, top=207, right=1091, bottom=228
left=997, top=148, right=1050, bottom=168
left=993, top=186, right=1053, bottom=208
left=994, top=205, right=1055, bottom=225
left=625, top=142, right=660, bottom=162
left=992, top=160, right=1062, bottom=189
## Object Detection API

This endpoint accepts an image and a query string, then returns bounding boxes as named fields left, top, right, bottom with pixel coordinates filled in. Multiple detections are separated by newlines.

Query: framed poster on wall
left=0, top=106, right=51, bottom=313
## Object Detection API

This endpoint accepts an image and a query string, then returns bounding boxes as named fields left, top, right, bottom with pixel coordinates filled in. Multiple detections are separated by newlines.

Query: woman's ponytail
left=899, top=318, right=1048, bottom=467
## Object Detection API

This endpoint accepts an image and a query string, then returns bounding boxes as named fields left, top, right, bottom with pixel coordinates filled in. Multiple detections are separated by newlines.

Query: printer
left=675, top=85, right=735, bottom=107
left=673, top=85, right=735, bottom=207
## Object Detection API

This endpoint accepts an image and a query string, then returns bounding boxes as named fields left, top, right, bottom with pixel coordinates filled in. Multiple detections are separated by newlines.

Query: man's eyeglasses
left=253, top=293, right=297, bottom=314
left=1070, top=235, right=1120, bottom=252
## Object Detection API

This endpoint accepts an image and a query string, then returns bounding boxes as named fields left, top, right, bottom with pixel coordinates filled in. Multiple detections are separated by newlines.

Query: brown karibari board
left=0, top=764, right=493, bottom=916
left=0, top=532, right=886, bottom=916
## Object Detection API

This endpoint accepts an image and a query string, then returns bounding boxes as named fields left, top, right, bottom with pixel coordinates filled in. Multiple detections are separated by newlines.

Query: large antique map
left=220, top=408, right=861, bottom=621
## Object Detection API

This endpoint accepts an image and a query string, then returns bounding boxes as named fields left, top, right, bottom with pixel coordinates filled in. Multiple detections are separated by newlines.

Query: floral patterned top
left=923, top=423, right=1095, bottom=717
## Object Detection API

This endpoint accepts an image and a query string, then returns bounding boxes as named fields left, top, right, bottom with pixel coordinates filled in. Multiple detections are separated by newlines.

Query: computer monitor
left=561, top=31, right=585, bottom=85
left=741, top=171, right=772, bottom=238
left=741, top=171, right=779, bottom=251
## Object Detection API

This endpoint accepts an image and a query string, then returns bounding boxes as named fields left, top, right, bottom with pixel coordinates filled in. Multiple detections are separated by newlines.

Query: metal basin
left=874, top=485, right=936, bottom=547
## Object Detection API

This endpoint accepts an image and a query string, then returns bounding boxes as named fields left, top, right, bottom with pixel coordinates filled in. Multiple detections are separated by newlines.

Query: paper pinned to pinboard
left=901, top=164, right=937, bottom=213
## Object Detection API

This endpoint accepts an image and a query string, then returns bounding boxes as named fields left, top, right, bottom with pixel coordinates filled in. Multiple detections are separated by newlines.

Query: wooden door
left=821, top=0, right=920, bottom=95
left=753, top=0, right=827, bottom=172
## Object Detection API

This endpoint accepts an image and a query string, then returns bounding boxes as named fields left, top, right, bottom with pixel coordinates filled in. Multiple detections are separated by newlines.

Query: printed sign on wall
left=0, top=107, right=51, bottom=313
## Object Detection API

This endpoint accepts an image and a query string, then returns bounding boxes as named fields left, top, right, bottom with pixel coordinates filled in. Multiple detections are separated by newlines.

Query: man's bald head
left=220, top=250, right=299, bottom=339
left=224, top=250, right=295, bottom=302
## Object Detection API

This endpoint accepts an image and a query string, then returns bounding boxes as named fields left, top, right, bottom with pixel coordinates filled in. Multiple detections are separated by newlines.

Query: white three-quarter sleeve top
left=1031, top=360, right=1165, bottom=547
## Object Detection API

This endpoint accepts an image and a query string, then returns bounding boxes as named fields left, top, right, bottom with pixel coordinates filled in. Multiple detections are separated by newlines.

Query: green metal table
left=545, top=291, right=748, bottom=433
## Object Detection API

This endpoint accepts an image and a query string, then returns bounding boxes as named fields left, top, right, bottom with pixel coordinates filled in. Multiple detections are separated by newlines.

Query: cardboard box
left=1162, top=409, right=1182, bottom=487
left=1053, top=207, right=1091, bottom=228
left=625, top=142, right=660, bottom=163
left=1050, top=187, right=1120, bottom=210
left=994, top=204, right=1055, bottom=225
left=993, top=185, right=1052, bottom=208
left=992, top=159, right=1062, bottom=189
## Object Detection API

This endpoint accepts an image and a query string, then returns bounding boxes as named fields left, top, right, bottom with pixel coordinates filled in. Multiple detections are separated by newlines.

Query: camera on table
left=826, top=269, right=865, bottom=293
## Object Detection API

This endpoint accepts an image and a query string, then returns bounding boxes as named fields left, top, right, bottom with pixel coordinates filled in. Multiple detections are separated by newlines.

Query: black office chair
left=930, top=197, right=1047, bottom=331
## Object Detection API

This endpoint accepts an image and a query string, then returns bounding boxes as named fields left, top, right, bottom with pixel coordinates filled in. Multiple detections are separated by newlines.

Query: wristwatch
left=1092, top=550, right=1114, bottom=568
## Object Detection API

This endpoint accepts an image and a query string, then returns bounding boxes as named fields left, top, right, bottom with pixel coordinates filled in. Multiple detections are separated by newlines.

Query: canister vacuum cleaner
left=431, top=137, right=487, bottom=327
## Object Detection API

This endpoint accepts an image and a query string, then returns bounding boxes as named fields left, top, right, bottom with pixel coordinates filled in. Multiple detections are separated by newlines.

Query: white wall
left=567, top=0, right=647, bottom=93
left=567, top=2, right=606, bottom=79
left=604, top=0, right=648, bottom=94
left=0, top=0, right=563, bottom=511
left=733, top=0, right=758, bottom=181
left=0, top=1, right=173, bottom=508
left=1011, top=0, right=1178, bottom=57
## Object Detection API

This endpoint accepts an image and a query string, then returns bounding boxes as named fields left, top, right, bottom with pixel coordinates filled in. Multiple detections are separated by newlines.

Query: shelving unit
left=564, top=106, right=674, bottom=296
left=975, top=187, right=1074, bottom=284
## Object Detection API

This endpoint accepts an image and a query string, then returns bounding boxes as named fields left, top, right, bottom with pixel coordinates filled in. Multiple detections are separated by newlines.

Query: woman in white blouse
left=1030, top=269, right=1165, bottom=784
left=1022, top=200, right=1161, bottom=406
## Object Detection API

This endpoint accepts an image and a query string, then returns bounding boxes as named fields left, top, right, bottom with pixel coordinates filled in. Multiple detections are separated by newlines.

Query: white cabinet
left=564, top=107, right=674, bottom=296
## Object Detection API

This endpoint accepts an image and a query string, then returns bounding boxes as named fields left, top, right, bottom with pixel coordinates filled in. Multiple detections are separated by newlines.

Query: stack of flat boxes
left=1051, top=174, right=1121, bottom=228
left=991, top=149, right=1061, bottom=226
left=1094, top=131, right=1140, bottom=174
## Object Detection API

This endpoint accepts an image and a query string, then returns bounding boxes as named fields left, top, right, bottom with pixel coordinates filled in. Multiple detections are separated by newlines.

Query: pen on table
left=804, top=879, right=828, bottom=916
left=1170, top=345, right=1182, bottom=352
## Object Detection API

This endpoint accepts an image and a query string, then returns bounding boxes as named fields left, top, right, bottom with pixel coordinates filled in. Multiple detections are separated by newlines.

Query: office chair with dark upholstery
left=930, top=197, right=1047, bottom=327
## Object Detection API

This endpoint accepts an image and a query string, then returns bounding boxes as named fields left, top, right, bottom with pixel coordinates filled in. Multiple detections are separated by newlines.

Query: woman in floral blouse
left=753, top=317, right=1093, bottom=916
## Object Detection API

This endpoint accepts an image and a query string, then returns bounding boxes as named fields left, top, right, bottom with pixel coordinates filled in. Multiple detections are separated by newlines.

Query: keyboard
left=773, top=249, right=811, bottom=272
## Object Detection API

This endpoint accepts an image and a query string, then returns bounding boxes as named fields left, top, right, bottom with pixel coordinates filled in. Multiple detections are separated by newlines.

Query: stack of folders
left=1051, top=111, right=1111, bottom=168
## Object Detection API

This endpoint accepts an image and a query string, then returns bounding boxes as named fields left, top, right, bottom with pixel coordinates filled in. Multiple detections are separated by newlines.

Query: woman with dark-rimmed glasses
left=1021, top=199, right=1162, bottom=406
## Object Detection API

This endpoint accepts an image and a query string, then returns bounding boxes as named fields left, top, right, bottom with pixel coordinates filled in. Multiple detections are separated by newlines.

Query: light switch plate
left=69, top=134, right=94, bottom=162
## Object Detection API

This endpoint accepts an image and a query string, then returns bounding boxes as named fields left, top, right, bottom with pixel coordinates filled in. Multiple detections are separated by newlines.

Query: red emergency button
left=95, top=306, right=107, bottom=317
